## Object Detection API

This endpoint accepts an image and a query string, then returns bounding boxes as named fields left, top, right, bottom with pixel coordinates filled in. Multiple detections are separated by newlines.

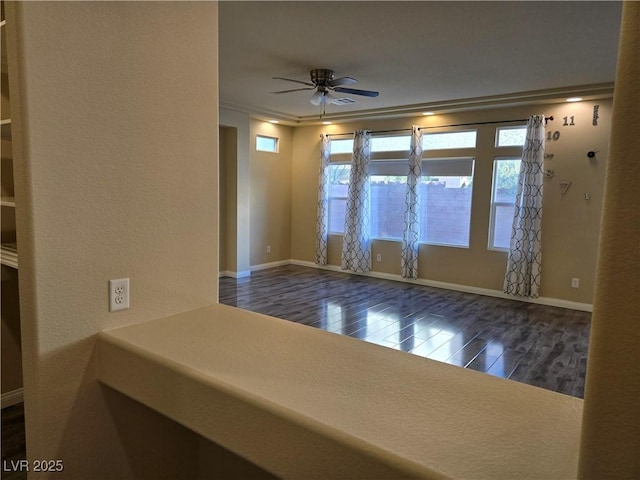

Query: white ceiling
left=218, top=1, right=622, bottom=123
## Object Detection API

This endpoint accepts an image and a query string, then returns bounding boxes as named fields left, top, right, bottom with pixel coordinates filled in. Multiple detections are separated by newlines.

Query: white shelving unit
left=1, top=0, right=24, bottom=407
left=1, top=6, right=17, bottom=271
left=1, top=196, right=15, bottom=207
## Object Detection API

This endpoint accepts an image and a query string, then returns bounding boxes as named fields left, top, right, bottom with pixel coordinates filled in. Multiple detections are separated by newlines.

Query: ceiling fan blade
left=328, top=76, right=357, bottom=87
left=271, top=87, right=315, bottom=94
left=273, top=76, right=315, bottom=87
left=333, top=87, right=379, bottom=97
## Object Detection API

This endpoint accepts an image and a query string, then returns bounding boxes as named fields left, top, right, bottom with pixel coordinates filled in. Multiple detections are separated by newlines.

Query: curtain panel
left=401, top=126, right=423, bottom=279
left=341, top=130, right=372, bottom=273
left=315, top=133, right=331, bottom=265
left=503, top=115, right=546, bottom=298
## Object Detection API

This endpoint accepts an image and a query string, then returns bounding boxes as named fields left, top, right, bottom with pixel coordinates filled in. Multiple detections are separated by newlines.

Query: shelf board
left=1, top=118, right=11, bottom=140
left=0, top=243, right=18, bottom=269
left=1, top=196, right=15, bottom=207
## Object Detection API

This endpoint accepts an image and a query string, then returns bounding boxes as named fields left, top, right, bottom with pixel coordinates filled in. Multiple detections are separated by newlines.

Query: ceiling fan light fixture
left=310, top=90, right=325, bottom=106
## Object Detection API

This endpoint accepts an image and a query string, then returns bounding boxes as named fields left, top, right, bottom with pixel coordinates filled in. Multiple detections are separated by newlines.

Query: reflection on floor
left=219, top=265, right=590, bottom=398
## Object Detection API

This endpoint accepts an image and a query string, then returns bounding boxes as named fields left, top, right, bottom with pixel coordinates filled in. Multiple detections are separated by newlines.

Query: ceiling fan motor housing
left=311, top=69, right=335, bottom=85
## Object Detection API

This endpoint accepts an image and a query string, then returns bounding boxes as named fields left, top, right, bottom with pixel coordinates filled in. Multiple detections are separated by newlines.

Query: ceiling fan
left=271, top=68, right=379, bottom=106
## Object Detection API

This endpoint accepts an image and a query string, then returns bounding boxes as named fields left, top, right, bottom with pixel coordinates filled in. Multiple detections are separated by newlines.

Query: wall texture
left=7, top=2, right=218, bottom=478
left=291, top=101, right=612, bottom=306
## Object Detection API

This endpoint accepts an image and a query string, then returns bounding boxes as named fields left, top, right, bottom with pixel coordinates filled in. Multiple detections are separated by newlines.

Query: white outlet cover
left=109, top=278, right=130, bottom=312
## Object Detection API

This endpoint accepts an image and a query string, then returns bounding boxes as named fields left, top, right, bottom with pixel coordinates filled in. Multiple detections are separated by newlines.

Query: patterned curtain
left=315, top=133, right=331, bottom=265
left=401, top=126, right=423, bottom=279
left=503, top=115, right=545, bottom=297
left=341, top=130, right=371, bottom=273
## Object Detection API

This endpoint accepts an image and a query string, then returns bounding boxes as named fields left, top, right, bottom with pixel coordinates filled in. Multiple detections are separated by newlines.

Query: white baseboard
left=219, top=270, right=251, bottom=279
left=289, top=259, right=593, bottom=312
left=1, top=388, right=24, bottom=408
left=250, top=259, right=291, bottom=272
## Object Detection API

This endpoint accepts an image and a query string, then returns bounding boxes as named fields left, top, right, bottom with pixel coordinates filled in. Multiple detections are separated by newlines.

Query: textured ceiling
left=219, top=1, right=622, bottom=122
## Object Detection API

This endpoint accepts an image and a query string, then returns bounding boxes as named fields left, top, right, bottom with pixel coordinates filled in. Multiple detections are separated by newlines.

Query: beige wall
left=219, top=126, right=238, bottom=274
left=291, top=101, right=612, bottom=305
left=8, top=2, right=218, bottom=478
left=220, top=108, right=251, bottom=277
left=250, top=119, right=293, bottom=266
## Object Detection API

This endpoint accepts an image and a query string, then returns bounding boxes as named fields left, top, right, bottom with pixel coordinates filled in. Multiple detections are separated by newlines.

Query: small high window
left=256, top=135, right=279, bottom=153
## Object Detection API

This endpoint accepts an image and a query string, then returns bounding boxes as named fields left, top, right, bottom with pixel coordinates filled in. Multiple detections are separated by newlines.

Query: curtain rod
left=324, top=116, right=554, bottom=137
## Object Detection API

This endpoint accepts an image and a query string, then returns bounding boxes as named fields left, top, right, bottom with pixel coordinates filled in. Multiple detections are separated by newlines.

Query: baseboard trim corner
left=219, top=270, right=251, bottom=279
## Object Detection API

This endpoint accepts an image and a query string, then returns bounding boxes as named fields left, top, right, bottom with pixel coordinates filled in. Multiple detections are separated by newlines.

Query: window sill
left=97, top=304, right=583, bottom=479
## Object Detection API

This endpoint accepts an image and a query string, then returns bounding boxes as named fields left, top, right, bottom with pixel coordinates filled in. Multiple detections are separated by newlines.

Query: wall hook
left=560, top=181, right=572, bottom=195
left=587, top=150, right=598, bottom=158
left=544, top=169, right=555, bottom=178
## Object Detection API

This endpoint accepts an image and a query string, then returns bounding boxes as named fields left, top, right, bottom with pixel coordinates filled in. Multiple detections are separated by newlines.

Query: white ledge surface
left=97, top=304, right=583, bottom=479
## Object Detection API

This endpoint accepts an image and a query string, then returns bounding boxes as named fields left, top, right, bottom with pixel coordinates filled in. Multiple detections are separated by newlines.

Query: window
left=329, top=138, right=353, bottom=154
left=371, top=135, right=410, bottom=152
left=326, top=134, right=476, bottom=247
left=423, top=130, right=476, bottom=150
left=329, top=130, right=478, bottom=157
left=256, top=135, right=278, bottom=152
left=495, top=126, right=527, bottom=147
left=489, top=158, right=521, bottom=250
left=420, top=158, right=474, bottom=247
left=328, top=164, right=350, bottom=233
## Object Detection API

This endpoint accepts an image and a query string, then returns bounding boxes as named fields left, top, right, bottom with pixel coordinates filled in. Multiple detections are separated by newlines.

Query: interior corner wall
left=291, top=100, right=612, bottom=305
left=219, top=126, right=238, bottom=274
left=8, top=2, right=218, bottom=478
left=220, top=108, right=251, bottom=277
left=250, top=119, right=293, bottom=267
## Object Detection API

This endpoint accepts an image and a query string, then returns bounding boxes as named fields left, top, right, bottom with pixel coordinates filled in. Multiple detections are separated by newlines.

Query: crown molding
left=221, top=83, right=615, bottom=128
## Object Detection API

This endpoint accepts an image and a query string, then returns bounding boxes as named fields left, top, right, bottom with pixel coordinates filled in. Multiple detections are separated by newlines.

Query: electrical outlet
left=109, top=278, right=130, bottom=312
left=266, top=245, right=271, bottom=254
left=376, top=254, right=382, bottom=262
left=571, top=278, right=580, bottom=289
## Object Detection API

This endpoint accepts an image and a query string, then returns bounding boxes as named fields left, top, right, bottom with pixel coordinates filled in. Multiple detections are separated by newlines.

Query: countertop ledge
left=97, top=303, right=583, bottom=480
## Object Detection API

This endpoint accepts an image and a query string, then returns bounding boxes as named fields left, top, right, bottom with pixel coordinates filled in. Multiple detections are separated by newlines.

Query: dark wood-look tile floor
left=219, top=265, right=591, bottom=398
